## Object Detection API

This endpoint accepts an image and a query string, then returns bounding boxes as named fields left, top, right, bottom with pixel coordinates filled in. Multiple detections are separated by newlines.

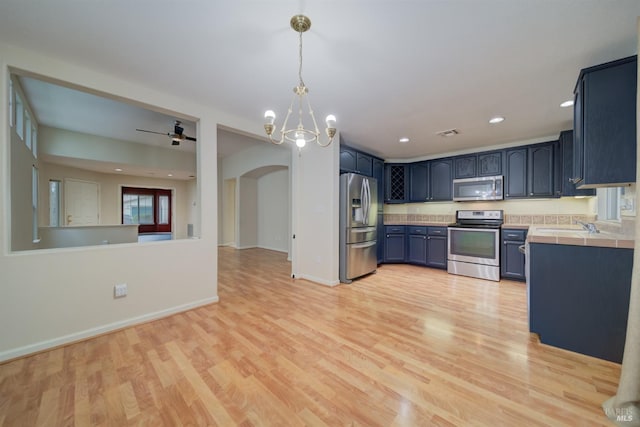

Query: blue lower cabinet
left=384, top=226, right=406, bottom=263
left=501, top=228, right=527, bottom=281
left=529, top=243, right=633, bottom=363
left=426, top=227, right=447, bottom=269
left=407, top=227, right=427, bottom=265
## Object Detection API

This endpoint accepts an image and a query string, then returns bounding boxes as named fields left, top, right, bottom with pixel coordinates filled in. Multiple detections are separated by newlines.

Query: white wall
left=238, top=176, right=257, bottom=249
left=258, top=169, right=289, bottom=253
left=291, top=138, right=340, bottom=286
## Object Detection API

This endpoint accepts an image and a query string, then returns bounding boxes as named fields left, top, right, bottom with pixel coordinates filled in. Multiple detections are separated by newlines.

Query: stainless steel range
left=447, top=210, right=503, bottom=281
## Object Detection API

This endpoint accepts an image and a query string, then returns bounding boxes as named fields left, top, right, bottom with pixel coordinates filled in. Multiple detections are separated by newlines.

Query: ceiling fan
left=136, top=120, right=196, bottom=146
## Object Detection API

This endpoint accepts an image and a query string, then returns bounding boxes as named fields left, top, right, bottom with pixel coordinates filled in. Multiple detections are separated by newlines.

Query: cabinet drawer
left=428, top=227, right=447, bottom=236
left=502, top=229, right=527, bottom=241
left=385, top=225, right=406, bottom=234
left=408, top=226, right=427, bottom=235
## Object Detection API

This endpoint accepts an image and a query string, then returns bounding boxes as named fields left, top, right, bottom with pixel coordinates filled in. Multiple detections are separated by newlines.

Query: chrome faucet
left=575, top=220, right=599, bottom=234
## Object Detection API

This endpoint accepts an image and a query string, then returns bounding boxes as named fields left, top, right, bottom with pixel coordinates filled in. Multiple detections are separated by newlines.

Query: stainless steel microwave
left=452, top=175, right=503, bottom=201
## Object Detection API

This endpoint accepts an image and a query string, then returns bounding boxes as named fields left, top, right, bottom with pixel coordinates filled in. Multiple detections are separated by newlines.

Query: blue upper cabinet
left=454, top=155, right=477, bottom=179
left=429, top=159, right=453, bottom=201
left=477, top=151, right=503, bottom=176
left=384, top=164, right=408, bottom=203
left=573, top=56, right=637, bottom=188
left=408, top=162, right=429, bottom=202
left=339, top=146, right=357, bottom=173
left=560, top=130, right=595, bottom=197
left=504, top=148, right=528, bottom=198
left=527, top=142, right=555, bottom=197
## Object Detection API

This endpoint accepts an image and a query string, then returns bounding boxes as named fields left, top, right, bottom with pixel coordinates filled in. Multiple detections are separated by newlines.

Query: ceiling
left=1, top=1, right=639, bottom=161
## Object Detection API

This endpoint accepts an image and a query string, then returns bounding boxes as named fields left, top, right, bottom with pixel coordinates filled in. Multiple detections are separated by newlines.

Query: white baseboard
left=257, top=245, right=288, bottom=254
left=0, top=296, right=219, bottom=363
left=296, top=274, right=340, bottom=287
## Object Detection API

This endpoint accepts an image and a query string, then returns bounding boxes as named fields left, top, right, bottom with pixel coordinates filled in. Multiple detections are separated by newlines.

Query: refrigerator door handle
left=350, top=241, right=376, bottom=249
left=351, top=226, right=377, bottom=233
left=364, top=178, right=371, bottom=225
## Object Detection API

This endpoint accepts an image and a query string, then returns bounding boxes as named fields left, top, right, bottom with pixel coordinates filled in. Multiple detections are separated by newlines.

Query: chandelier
left=264, top=15, right=337, bottom=149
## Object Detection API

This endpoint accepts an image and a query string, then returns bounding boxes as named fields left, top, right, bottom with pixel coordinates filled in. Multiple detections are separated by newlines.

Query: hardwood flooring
left=0, top=247, right=620, bottom=426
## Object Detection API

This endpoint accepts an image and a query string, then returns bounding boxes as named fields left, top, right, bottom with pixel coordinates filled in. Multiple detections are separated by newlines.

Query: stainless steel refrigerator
left=339, top=173, right=378, bottom=283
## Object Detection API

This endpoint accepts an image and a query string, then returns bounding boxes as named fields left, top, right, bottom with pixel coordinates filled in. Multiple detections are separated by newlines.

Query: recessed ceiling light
left=560, top=100, right=574, bottom=108
left=168, top=174, right=173, bottom=177
left=399, top=137, right=410, bottom=143
left=489, top=116, right=505, bottom=124
left=114, top=168, right=123, bottom=172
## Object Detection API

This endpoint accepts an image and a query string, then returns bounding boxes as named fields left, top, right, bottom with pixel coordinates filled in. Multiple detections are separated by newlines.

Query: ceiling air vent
left=436, top=129, right=459, bottom=137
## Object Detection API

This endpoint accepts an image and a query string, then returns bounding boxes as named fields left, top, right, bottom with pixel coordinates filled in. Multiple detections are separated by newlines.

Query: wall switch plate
left=114, top=283, right=127, bottom=298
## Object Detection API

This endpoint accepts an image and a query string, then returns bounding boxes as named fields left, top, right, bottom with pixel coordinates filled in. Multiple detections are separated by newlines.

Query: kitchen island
left=527, top=224, right=634, bottom=363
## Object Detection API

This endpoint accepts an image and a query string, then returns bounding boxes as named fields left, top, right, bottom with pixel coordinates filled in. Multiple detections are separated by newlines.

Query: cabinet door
left=501, top=240, right=525, bottom=280
left=340, top=147, right=357, bottom=173
left=376, top=213, right=384, bottom=264
left=429, top=159, right=453, bottom=201
left=384, top=233, right=406, bottom=263
left=409, top=162, right=429, bottom=202
left=581, top=58, right=637, bottom=186
left=528, top=143, right=554, bottom=197
left=504, top=148, right=527, bottom=198
left=407, top=234, right=427, bottom=265
left=372, top=158, right=384, bottom=213
left=356, top=152, right=373, bottom=176
left=454, top=155, right=477, bottom=179
left=426, top=235, right=447, bottom=269
left=561, top=131, right=595, bottom=197
left=384, top=164, right=408, bottom=203
left=478, top=151, right=503, bottom=176
left=573, top=80, right=584, bottom=185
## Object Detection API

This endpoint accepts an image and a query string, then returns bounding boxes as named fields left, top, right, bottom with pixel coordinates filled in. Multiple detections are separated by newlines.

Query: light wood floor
left=0, top=247, right=620, bottom=426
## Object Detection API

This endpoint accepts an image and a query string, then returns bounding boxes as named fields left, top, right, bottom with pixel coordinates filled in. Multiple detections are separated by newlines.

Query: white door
left=64, top=179, right=99, bottom=226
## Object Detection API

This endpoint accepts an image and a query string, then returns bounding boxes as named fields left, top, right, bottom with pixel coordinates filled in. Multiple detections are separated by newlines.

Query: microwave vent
left=436, top=128, right=459, bottom=137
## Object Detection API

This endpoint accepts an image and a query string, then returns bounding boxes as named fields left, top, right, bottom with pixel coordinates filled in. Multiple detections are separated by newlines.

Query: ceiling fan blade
left=136, top=129, right=170, bottom=136
left=185, top=136, right=197, bottom=142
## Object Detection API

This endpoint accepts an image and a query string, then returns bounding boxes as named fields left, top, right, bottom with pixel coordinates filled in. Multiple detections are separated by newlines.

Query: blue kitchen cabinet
left=500, top=228, right=527, bottom=281
left=429, top=158, right=453, bottom=201
left=504, top=148, right=528, bottom=198
left=408, top=162, right=429, bottom=202
left=527, top=142, right=555, bottom=197
left=478, top=151, right=503, bottom=176
left=384, top=164, right=408, bottom=203
left=529, top=243, right=633, bottom=363
left=426, top=227, right=447, bottom=269
left=376, top=213, right=384, bottom=264
left=559, top=130, right=595, bottom=197
left=339, top=146, right=357, bottom=173
left=573, top=55, right=637, bottom=187
left=407, top=226, right=427, bottom=265
left=384, top=225, right=406, bottom=262
left=356, top=152, right=373, bottom=177
left=454, top=155, right=477, bottom=179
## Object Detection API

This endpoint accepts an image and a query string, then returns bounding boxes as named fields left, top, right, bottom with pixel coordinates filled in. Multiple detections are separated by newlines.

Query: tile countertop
left=526, top=225, right=635, bottom=249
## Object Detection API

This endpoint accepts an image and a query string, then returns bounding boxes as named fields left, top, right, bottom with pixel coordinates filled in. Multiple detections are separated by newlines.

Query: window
left=49, top=180, right=61, bottom=227
left=8, top=79, right=13, bottom=127
left=15, top=93, right=24, bottom=140
left=32, top=166, right=39, bottom=242
left=31, top=125, right=37, bottom=158
left=597, top=187, right=621, bottom=221
left=25, top=110, right=32, bottom=150
left=122, top=187, right=172, bottom=233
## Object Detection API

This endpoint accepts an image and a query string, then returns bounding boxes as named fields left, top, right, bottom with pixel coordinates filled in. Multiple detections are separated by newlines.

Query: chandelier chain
left=298, top=30, right=305, bottom=88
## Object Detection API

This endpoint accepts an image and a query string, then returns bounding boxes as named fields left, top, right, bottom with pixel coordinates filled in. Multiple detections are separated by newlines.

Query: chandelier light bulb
left=296, top=136, right=306, bottom=148
left=325, top=114, right=337, bottom=128
left=264, top=110, right=276, bottom=124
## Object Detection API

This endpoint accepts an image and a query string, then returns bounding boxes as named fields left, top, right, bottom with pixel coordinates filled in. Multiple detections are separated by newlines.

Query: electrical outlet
left=114, top=283, right=127, bottom=298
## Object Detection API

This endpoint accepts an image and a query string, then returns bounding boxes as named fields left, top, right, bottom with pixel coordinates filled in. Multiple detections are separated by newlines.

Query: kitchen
left=1, top=1, right=640, bottom=425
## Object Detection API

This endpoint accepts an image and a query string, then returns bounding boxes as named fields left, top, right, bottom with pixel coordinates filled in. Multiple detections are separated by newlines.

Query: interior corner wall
left=291, top=138, right=340, bottom=286
left=222, top=178, right=236, bottom=246
left=238, top=176, right=258, bottom=249
left=257, top=169, right=289, bottom=253
left=217, top=157, right=224, bottom=245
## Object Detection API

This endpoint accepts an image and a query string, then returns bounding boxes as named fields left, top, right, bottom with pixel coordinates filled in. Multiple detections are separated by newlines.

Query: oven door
left=447, top=227, right=500, bottom=266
